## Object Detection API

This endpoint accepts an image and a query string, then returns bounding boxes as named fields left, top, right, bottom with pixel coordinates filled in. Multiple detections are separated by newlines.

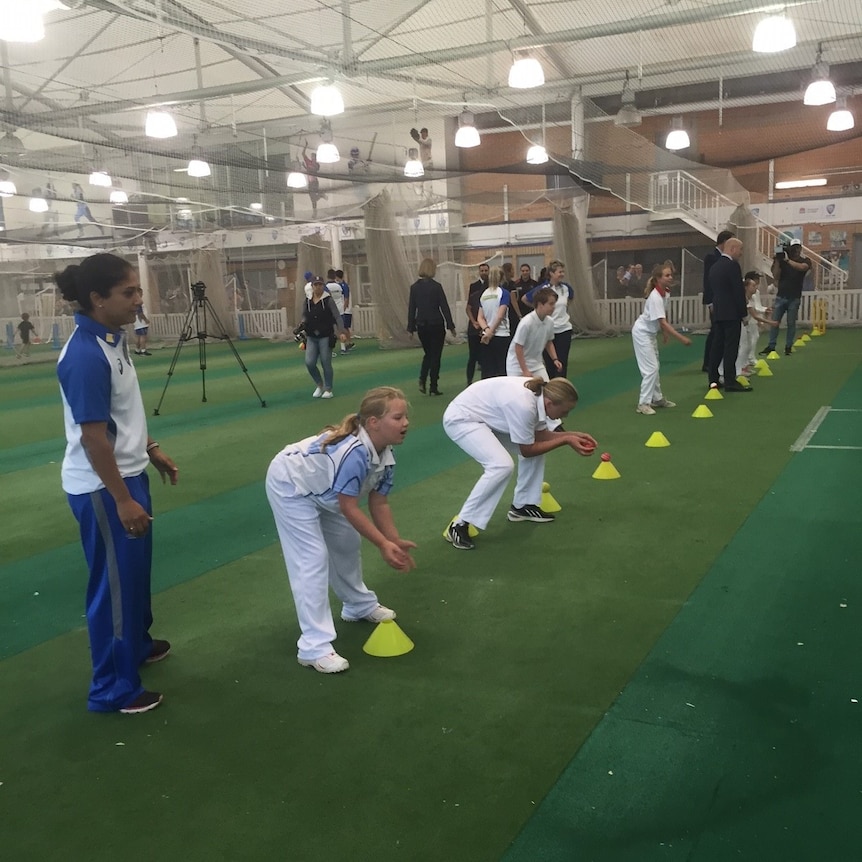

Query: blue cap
left=304, top=271, right=313, bottom=280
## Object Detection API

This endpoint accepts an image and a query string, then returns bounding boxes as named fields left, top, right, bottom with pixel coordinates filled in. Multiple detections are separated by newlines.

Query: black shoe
left=507, top=504, right=555, bottom=523
left=445, top=521, right=475, bottom=550
left=144, top=639, right=171, bottom=664
left=418, top=381, right=426, bottom=394
left=724, top=383, right=753, bottom=393
left=429, top=389, right=443, bottom=396
left=785, top=347, right=793, bottom=356
left=759, top=346, right=774, bottom=356
left=119, top=690, right=163, bottom=714
left=701, top=365, right=709, bottom=373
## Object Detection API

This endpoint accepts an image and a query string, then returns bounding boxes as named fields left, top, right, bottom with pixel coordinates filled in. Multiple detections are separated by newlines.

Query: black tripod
left=153, top=281, right=266, bottom=415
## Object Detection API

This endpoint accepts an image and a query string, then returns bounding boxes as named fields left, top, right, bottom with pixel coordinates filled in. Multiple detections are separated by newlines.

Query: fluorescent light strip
left=775, top=179, right=827, bottom=189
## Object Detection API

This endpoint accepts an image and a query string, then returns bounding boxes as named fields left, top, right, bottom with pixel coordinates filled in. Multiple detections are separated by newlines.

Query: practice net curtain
left=190, top=249, right=236, bottom=338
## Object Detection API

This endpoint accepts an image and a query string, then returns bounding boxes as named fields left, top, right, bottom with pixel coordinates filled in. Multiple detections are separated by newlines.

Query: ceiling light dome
left=508, top=55, right=544, bottom=89
left=29, top=195, right=49, bottom=213
left=145, top=109, right=178, bottom=138
left=89, top=170, right=112, bottom=187
left=0, top=131, right=26, bottom=158
left=109, top=188, right=129, bottom=204
left=454, top=110, right=480, bottom=148
left=804, top=54, right=836, bottom=106
left=310, top=84, right=345, bottom=117
left=752, top=15, right=796, bottom=53
left=404, top=148, right=424, bottom=178
left=665, top=117, right=690, bottom=151
left=287, top=171, right=308, bottom=189
left=526, top=144, right=548, bottom=165
left=827, top=98, right=854, bottom=132
left=0, top=6, right=46, bottom=42
left=316, top=142, right=339, bottom=163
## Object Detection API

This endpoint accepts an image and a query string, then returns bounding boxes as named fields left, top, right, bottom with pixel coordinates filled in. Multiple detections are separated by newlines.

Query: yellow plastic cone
left=692, top=404, right=714, bottom=419
left=757, top=363, right=773, bottom=377
left=541, top=481, right=561, bottom=512
left=793, top=339, right=805, bottom=348
left=442, top=518, right=478, bottom=540
left=801, top=334, right=811, bottom=342
left=592, top=459, right=621, bottom=480
left=645, top=431, right=671, bottom=448
left=767, top=350, right=781, bottom=360
left=754, top=358, right=768, bottom=370
left=705, top=386, right=723, bottom=400
left=810, top=328, right=823, bottom=337
left=735, top=376, right=752, bottom=388
left=362, top=619, right=415, bottom=657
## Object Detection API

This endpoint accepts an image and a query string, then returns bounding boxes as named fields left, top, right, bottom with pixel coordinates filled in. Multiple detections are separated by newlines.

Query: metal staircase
left=648, top=170, right=848, bottom=290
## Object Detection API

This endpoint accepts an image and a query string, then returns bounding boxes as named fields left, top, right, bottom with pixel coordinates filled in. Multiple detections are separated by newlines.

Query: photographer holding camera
left=761, top=238, right=811, bottom=356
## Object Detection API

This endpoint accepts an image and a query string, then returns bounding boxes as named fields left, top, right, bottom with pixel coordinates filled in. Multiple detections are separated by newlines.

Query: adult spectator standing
left=465, top=262, right=489, bottom=385
left=707, top=238, right=751, bottom=393
left=761, top=238, right=811, bottom=356
left=524, top=260, right=574, bottom=379
left=476, top=266, right=512, bottom=378
left=702, top=230, right=735, bottom=372
left=407, top=257, right=456, bottom=395
left=325, top=269, right=348, bottom=356
left=511, top=263, right=536, bottom=323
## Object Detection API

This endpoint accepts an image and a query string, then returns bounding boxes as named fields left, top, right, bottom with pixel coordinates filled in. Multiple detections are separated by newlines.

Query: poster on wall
left=807, top=231, right=822, bottom=246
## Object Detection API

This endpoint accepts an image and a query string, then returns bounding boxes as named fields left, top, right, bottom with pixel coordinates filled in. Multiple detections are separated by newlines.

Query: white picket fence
left=4, top=292, right=859, bottom=350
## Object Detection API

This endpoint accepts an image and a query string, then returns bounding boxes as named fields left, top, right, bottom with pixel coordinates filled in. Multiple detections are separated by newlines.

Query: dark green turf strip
left=502, top=367, right=862, bottom=862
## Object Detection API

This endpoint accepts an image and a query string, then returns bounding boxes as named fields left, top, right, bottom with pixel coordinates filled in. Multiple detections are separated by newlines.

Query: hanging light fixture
left=804, top=46, right=836, bottom=106
left=109, top=184, right=129, bottom=204
left=614, top=71, right=642, bottom=127
left=287, top=169, right=308, bottom=189
left=187, top=140, right=211, bottom=178
left=752, top=14, right=796, bottom=53
left=455, top=110, right=480, bottom=148
left=316, top=121, right=340, bottom=163
left=310, top=83, right=345, bottom=117
left=404, top=147, right=424, bottom=178
left=665, top=117, right=690, bottom=150
left=145, top=109, right=178, bottom=138
left=29, top=190, right=49, bottom=213
left=827, top=97, right=854, bottom=132
left=508, top=54, right=544, bottom=89
left=250, top=202, right=263, bottom=210
left=526, top=103, right=549, bottom=164
left=89, top=170, right=112, bottom=188
left=0, top=3, right=46, bottom=42
left=0, top=169, right=16, bottom=197
left=0, top=130, right=26, bottom=158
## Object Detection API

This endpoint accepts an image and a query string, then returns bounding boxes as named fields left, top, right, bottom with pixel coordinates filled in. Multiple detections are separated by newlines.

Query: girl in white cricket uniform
left=524, top=260, right=575, bottom=379
left=265, top=387, right=416, bottom=673
left=442, top=377, right=597, bottom=550
left=631, top=264, right=691, bottom=415
left=476, top=266, right=512, bottom=378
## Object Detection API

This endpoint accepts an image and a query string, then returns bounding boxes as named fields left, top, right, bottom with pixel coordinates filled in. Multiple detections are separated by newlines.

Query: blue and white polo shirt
left=58, top=313, right=148, bottom=494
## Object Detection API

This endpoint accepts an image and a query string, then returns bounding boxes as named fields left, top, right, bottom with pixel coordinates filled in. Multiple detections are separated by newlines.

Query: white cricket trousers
left=443, top=418, right=544, bottom=530
left=632, top=325, right=664, bottom=406
left=265, top=466, right=381, bottom=661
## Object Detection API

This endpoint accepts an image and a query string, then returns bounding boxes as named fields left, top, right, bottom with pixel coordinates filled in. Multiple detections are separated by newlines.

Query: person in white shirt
left=632, top=263, right=691, bottom=415
left=476, top=266, right=512, bottom=377
left=506, top=287, right=561, bottom=380
left=442, top=376, right=597, bottom=550
left=265, top=387, right=416, bottom=673
left=738, top=271, right=778, bottom=375
left=523, top=260, right=575, bottom=378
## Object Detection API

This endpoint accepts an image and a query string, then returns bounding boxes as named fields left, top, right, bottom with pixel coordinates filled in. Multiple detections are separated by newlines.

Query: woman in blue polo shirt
left=56, top=253, right=178, bottom=715
left=265, top=387, right=416, bottom=673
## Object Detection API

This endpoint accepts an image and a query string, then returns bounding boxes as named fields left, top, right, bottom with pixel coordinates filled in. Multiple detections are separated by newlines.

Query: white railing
left=649, top=170, right=848, bottom=292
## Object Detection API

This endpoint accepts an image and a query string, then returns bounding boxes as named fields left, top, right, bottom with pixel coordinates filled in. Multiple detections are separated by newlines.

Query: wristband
left=146, top=442, right=160, bottom=453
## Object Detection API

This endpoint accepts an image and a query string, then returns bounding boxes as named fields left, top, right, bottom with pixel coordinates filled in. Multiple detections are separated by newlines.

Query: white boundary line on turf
left=827, top=408, right=862, bottom=412
left=791, top=406, right=831, bottom=452
left=804, top=445, right=862, bottom=450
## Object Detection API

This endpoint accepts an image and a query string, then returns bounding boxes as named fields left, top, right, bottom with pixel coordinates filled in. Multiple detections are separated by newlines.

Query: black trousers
left=479, top=335, right=510, bottom=378
left=708, top=319, right=741, bottom=386
left=416, top=324, right=446, bottom=391
left=702, top=307, right=715, bottom=371
left=466, top=325, right=483, bottom=383
left=544, top=330, right=573, bottom=379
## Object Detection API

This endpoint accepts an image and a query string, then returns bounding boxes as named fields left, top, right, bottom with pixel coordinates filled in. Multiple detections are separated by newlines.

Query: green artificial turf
left=1, top=329, right=860, bottom=861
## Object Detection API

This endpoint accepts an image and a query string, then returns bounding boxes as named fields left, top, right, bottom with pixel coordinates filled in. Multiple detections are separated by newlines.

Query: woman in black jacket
left=407, top=258, right=456, bottom=395
left=301, top=276, right=346, bottom=398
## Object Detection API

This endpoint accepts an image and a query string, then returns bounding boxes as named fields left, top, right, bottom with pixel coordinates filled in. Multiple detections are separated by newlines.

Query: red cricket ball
left=600, top=452, right=611, bottom=462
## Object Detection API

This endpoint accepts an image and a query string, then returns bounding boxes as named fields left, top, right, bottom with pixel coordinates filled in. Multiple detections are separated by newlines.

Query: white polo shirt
left=443, top=376, right=549, bottom=445
left=58, top=313, right=149, bottom=494
left=506, top=311, right=555, bottom=376
left=326, top=281, right=345, bottom=315
left=632, top=289, right=668, bottom=336
left=478, top=286, right=511, bottom=338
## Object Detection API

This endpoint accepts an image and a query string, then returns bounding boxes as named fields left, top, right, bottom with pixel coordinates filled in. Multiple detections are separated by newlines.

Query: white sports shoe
left=341, top=604, right=396, bottom=623
left=298, top=652, right=349, bottom=673
left=321, top=390, right=334, bottom=399
left=651, top=398, right=676, bottom=408
left=636, top=403, right=656, bottom=415
left=312, top=386, right=323, bottom=398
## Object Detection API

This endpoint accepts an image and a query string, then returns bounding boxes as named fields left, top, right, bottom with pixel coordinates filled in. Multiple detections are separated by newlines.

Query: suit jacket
left=707, top=255, right=747, bottom=322
left=702, top=247, right=722, bottom=305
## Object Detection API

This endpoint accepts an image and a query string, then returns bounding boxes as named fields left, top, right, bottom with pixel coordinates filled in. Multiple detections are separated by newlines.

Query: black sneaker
left=759, top=346, right=774, bottom=356
left=119, top=690, right=163, bottom=714
left=785, top=347, right=792, bottom=356
left=429, top=389, right=443, bottom=396
left=418, top=381, right=426, bottom=394
left=445, top=520, right=475, bottom=550
left=144, top=639, right=171, bottom=664
left=507, top=504, right=555, bottom=523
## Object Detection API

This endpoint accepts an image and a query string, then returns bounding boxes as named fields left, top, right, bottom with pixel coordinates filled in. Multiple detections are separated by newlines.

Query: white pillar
left=330, top=223, right=342, bottom=269
left=571, top=87, right=585, bottom=161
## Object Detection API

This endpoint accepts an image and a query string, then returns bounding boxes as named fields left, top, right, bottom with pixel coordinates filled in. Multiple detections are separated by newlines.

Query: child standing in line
left=265, top=387, right=417, bottom=674
left=506, top=287, right=561, bottom=380
left=477, top=266, right=512, bottom=378
left=738, top=271, right=778, bottom=375
left=632, top=263, right=691, bottom=415
left=16, top=312, right=36, bottom=359
left=133, top=299, right=151, bottom=355
left=443, top=376, right=596, bottom=551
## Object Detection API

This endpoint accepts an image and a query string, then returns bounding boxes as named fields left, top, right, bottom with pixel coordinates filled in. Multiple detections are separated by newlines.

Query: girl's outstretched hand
left=381, top=540, right=417, bottom=572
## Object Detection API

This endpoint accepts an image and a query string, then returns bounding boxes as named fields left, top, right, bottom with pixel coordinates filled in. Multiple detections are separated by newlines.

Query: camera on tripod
left=191, top=281, right=207, bottom=301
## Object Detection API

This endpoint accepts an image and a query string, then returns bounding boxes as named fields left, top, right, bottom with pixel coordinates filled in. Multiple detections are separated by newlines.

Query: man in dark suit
left=702, top=230, right=735, bottom=372
left=707, top=238, right=751, bottom=392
